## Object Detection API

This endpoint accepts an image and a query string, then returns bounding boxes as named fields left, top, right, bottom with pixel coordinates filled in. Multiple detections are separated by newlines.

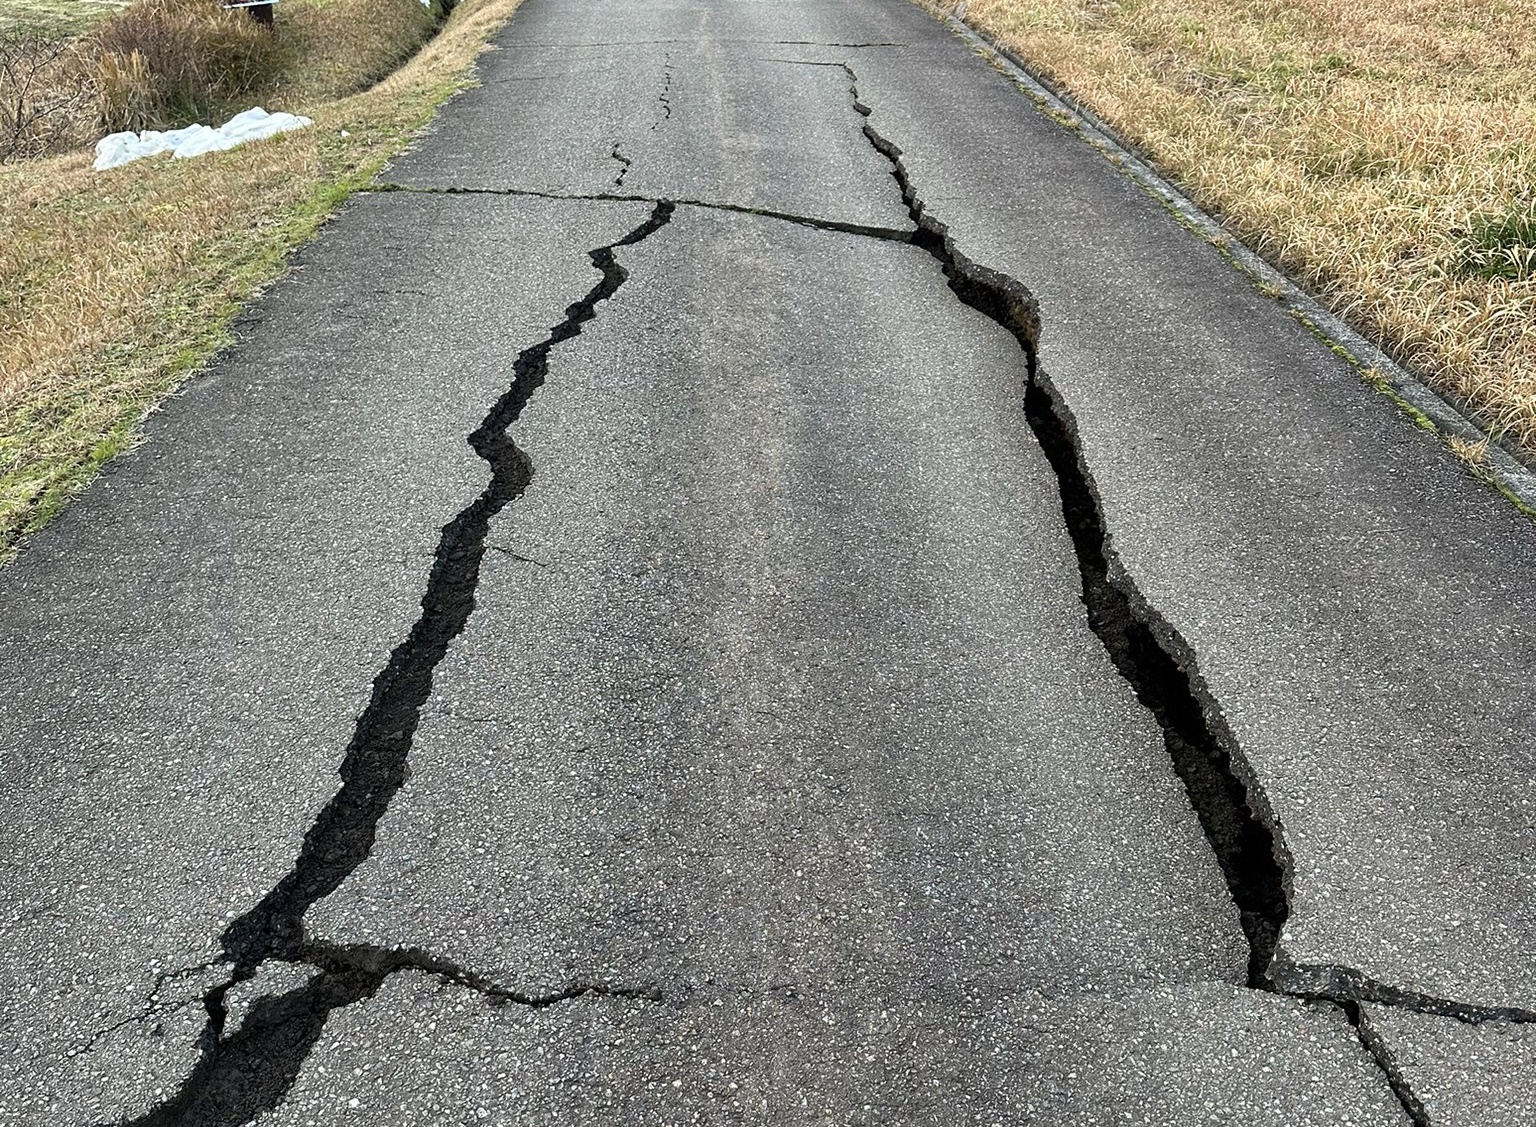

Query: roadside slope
left=0, top=0, right=527, bottom=559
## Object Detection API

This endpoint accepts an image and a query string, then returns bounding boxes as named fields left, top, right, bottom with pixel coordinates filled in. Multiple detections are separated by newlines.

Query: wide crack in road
left=3, top=2, right=1536, bottom=1127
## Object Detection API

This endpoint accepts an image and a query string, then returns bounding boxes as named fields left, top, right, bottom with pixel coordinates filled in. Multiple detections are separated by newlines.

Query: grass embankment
left=960, top=0, right=1536, bottom=459
left=0, top=0, right=524, bottom=557
left=0, top=0, right=125, bottom=39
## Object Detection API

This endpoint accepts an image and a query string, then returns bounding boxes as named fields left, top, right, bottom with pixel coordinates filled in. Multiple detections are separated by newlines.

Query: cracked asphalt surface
left=1, top=0, right=1533, bottom=1123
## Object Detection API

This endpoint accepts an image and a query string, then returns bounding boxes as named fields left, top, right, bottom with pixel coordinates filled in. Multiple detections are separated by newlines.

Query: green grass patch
left=1455, top=207, right=1536, bottom=282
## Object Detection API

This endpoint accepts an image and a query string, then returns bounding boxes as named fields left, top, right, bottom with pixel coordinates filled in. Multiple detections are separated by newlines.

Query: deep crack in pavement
left=68, top=24, right=1529, bottom=1127
left=839, top=60, right=1294, bottom=989
left=106, top=202, right=675, bottom=1127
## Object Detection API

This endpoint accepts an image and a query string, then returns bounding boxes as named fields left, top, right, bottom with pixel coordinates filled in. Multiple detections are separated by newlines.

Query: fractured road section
left=0, top=194, right=655, bottom=1124
left=386, top=0, right=909, bottom=229
left=271, top=200, right=1402, bottom=1123
left=307, top=206, right=1245, bottom=999
left=1359, top=1006, right=1536, bottom=1126
left=838, top=18, right=1536, bottom=1025
left=1, top=0, right=1528, bottom=1122
left=259, top=973, right=1404, bottom=1126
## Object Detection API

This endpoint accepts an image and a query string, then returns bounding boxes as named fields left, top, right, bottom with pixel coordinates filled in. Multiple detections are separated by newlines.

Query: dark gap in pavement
left=111, top=950, right=661, bottom=1127
left=611, top=141, right=631, bottom=186
left=771, top=40, right=905, bottom=47
left=299, top=939, right=665, bottom=1008
left=837, top=61, right=1461, bottom=1127
left=219, top=198, right=674, bottom=972
left=107, top=201, right=676, bottom=1127
left=114, top=972, right=378, bottom=1127
left=653, top=56, right=673, bottom=130
left=1344, top=1001, right=1435, bottom=1127
left=838, top=62, right=1292, bottom=990
left=364, top=183, right=916, bottom=244
left=1273, top=955, right=1536, bottom=1024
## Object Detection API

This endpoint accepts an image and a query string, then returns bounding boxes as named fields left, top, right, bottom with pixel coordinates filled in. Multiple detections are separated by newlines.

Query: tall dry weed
left=0, top=32, right=96, bottom=162
left=91, top=0, right=280, bottom=130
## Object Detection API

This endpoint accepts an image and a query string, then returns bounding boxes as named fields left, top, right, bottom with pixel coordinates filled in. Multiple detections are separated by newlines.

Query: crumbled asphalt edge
left=940, top=12, right=1536, bottom=515
left=841, top=60, right=1292, bottom=991
left=105, top=202, right=675, bottom=1127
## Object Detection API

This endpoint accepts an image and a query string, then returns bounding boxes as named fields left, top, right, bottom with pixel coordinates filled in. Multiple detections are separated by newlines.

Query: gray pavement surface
left=259, top=974, right=1404, bottom=1127
left=841, top=29, right=1536, bottom=1021
left=1361, top=1005, right=1536, bottom=1126
left=1, top=0, right=1531, bottom=1122
left=306, top=207, right=1244, bottom=998
left=0, top=195, right=651, bottom=1122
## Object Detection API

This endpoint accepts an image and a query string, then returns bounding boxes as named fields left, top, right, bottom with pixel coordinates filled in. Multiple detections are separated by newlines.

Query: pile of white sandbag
left=94, top=107, right=314, bottom=172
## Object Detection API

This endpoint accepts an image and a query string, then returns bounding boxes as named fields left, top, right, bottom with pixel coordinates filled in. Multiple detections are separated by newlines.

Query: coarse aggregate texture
left=1361, top=1005, right=1536, bottom=1127
left=256, top=972, right=1409, bottom=1127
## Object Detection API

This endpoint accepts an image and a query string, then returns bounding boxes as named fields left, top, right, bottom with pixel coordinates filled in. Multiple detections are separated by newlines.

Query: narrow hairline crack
left=609, top=141, right=631, bottom=187
left=772, top=40, right=906, bottom=48
left=295, top=939, right=665, bottom=1009
left=69, top=960, right=230, bottom=1057
left=105, top=945, right=662, bottom=1127
left=1346, top=1002, right=1434, bottom=1127
left=1277, top=960, right=1536, bottom=1025
left=363, top=181, right=916, bottom=243
left=652, top=55, right=673, bottom=131
left=485, top=38, right=906, bottom=49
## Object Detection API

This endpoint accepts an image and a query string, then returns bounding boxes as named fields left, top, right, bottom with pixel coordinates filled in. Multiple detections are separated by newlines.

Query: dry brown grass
left=0, top=31, right=98, bottom=161
left=92, top=0, right=282, bottom=130
left=0, top=0, right=524, bottom=554
left=961, top=0, right=1536, bottom=453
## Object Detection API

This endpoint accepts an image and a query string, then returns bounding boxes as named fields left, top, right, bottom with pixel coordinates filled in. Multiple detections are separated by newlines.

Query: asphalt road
left=2, top=0, right=1533, bottom=1124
